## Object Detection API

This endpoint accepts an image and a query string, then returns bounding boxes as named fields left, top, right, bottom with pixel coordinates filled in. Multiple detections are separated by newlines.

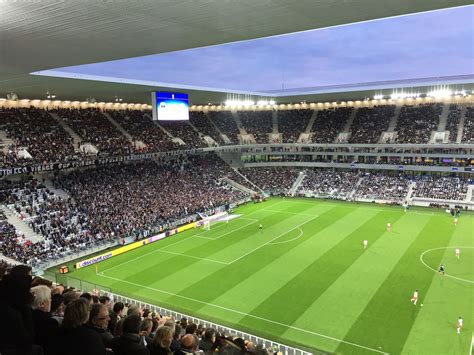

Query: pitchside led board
left=151, top=91, right=189, bottom=121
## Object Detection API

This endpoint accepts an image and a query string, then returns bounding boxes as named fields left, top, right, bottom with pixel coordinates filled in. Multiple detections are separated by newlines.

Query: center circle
left=420, top=246, right=474, bottom=284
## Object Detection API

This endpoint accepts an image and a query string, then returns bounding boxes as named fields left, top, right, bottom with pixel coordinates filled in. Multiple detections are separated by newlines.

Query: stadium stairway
left=289, top=170, right=306, bottom=196
left=0, top=129, right=14, bottom=152
left=33, top=173, right=70, bottom=199
left=348, top=177, right=364, bottom=199
left=231, top=111, right=247, bottom=135
left=272, top=110, right=278, bottom=133
left=203, top=112, right=232, bottom=144
left=456, top=105, right=467, bottom=143
left=233, top=168, right=265, bottom=194
left=466, top=185, right=474, bottom=202
left=405, top=181, right=417, bottom=202
left=1, top=204, right=44, bottom=243
left=222, top=176, right=256, bottom=195
left=48, top=112, right=82, bottom=151
left=342, top=108, right=357, bottom=133
left=187, top=120, right=214, bottom=146
left=102, top=112, right=134, bottom=142
left=304, top=110, right=318, bottom=133
left=436, top=103, right=449, bottom=132
left=387, top=105, right=401, bottom=132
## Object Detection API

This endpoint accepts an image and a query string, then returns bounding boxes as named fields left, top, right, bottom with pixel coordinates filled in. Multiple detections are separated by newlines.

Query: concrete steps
left=272, top=110, right=278, bottom=133
left=289, top=171, right=306, bottom=196
left=405, top=182, right=417, bottom=202
left=48, top=112, right=82, bottom=151
left=388, top=106, right=401, bottom=132
left=305, top=110, right=317, bottom=133
left=231, top=111, right=247, bottom=135
left=456, top=105, right=467, bottom=143
left=102, top=112, right=133, bottom=141
left=1, top=205, right=44, bottom=243
left=436, top=103, right=449, bottom=132
left=222, top=177, right=256, bottom=195
left=342, top=108, right=357, bottom=133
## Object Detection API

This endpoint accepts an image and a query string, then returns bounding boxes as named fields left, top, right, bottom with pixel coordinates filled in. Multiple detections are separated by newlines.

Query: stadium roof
left=1, top=0, right=473, bottom=105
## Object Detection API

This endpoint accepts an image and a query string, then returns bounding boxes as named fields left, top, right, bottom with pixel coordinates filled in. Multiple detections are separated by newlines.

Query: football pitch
left=66, top=198, right=473, bottom=354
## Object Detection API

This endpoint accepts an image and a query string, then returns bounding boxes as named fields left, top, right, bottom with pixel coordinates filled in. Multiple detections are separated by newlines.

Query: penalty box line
left=95, top=272, right=388, bottom=354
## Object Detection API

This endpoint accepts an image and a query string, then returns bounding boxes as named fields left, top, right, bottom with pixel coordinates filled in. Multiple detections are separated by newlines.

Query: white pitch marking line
left=419, top=246, right=474, bottom=284
left=268, top=227, right=304, bottom=245
left=96, top=273, right=388, bottom=354
left=199, top=219, right=258, bottom=241
left=227, top=214, right=319, bottom=265
left=154, top=249, right=229, bottom=265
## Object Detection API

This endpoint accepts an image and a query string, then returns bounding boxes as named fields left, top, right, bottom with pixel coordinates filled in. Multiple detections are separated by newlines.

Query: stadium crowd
left=298, top=169, right=359, bottom=198
left=239, top=111, right=273, bottom=144
left=106, top=110, right=179, bottom=153
left=0, top=264, right=275, bottom=355
left=277, top=109, right=312, bottom=143
left=349, top=105, right=395, bottom=143
left=189, top=112, right=224, bottom=145
left=207, top=112, right=240, bottom=144
left=239, top=167, right=299, bottom=193
left=446, top=104, right=462, bottom=143
left=353, top=172, right=410, bottom=201
left=395, top=103, right=441, bottom=144
left=160, top=121, right=207, bottom=148
left=310, top=107, right=353, bottom=143
left=412, top=176, right=469, bottom=201
left=1, top=108, right=78, bottom=166
left=0, top=156, right=246, bottom=265
left=54, top=109, right=133, bottom=156
left=462, top=106, right=474, bottom=143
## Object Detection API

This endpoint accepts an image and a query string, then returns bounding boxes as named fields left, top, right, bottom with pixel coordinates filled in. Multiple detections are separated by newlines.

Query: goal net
left=197, top=211, right=229, bottom=231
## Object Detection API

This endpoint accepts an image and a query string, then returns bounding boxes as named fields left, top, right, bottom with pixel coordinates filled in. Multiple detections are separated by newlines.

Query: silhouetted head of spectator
left=31, top=276, right=52, bottom=288
left=122, top=314, right=142, bottom=335
left=185, top=322, right=197, bottom=334
left=98, top=295, right=110, bottom=307
left=179, top=317, right=188, bottom=328
left=0, top=272, right=33, bottom=307
left=51, top=293, right=65, bottom=316
left=80, top=292, right=93, bottom=306
left=113, top=301, right=125, bottom=316
left=9, top=264, right=32, bottom=276
left=62, top=298, right=90, bottom=329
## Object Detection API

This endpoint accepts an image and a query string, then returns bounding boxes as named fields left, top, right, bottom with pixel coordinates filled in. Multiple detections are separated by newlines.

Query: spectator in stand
left=0, top=272, right=38, bottom=355
left=52, top=298, right=106, bottom=355
left=208, top=111, right=240, bottom=144
left=86, top=303, right=114, bottom=348
left=174, top=334, right=199, bottom=355
left=140, top=318, right=155, bottom=351
left=239, top=111, right=273, bottom=144
left=109, top=314, right=150, bottom=355
left=31, top=284, right=58, bottom=354
left=108, top=301, right=125, bottom=335
left=278, top=109, right=312, bottom=143
left=150, top=325, right=174, bottom=355
left=51, top=293, right=65, bottom=325
left=199, top=328, right=216, bottom=352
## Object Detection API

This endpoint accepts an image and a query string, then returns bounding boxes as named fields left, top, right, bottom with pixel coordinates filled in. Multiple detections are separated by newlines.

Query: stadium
left=0, top=1, right=473, bottom=355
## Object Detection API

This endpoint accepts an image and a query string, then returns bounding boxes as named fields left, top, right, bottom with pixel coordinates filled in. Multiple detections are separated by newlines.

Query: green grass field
left=65, top=198, right=473, bottom=354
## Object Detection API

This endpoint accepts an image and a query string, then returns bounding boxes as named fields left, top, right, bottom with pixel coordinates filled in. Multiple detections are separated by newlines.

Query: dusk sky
left=43, top=6, right=473, bottom=94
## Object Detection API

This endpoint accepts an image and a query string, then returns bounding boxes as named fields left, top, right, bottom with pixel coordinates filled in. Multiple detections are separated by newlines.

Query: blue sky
left=35, top=6, right=473, bottom=95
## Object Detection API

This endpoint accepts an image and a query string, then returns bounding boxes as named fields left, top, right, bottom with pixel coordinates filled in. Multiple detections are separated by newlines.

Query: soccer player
left=454, top=218, right=458, bottom=226
left=259, top=223, right=263, bottom=233
left=457, top=317, right=463, bottom=334
left=410, top=290, right=419, bottom=305
left=455, top=248, right=460, bottom=260
left=387, top=223, right=392, bottom=231
left=363, top=240, right=368, bottom=249
left=438, top=264, right=445, bottom=276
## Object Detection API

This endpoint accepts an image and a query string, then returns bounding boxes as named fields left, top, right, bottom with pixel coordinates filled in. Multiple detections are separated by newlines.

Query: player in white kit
left=454, top=218, right=458, bottom=226
left=410, top=290, right=419, bottom=305
left=455, top=248, right=460, bottom=259
left=363, top=240, right=368, bottom=249
left=457, top=317, right=463, bottom=334
left=387, top=223, right=392, bottom=231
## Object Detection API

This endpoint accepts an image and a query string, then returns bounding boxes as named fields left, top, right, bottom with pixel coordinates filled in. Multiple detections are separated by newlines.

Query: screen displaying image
left=152, top=92, right=189, bottom=121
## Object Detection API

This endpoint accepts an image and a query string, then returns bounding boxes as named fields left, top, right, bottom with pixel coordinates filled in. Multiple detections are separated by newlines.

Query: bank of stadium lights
left=46, top=91, right=56, bottom=99
left=390, top=92, right=421, bottom=100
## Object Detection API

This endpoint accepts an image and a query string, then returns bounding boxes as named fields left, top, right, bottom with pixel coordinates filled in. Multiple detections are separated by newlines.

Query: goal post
left=197, top=211, right=229, bottom=231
